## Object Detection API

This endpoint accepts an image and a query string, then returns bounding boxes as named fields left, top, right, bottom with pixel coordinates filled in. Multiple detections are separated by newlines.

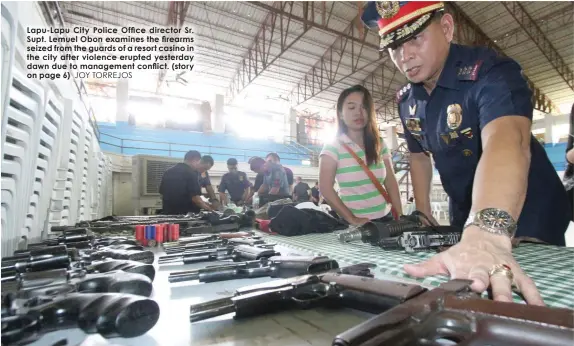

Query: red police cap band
left=362, top=1, right=445, bottom=50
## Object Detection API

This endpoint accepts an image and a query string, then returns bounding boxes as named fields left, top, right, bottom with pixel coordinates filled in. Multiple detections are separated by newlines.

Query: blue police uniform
left=398, top=43, right=571, bottom=245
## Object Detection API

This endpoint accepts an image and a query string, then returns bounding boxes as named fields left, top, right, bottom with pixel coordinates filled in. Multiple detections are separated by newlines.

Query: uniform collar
left=436, top=44, right=465, bottom=90
left=411, top=43, right=463, bottom=97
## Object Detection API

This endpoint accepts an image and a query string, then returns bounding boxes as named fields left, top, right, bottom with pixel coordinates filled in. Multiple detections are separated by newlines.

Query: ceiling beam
left=500, top=1, right=574, bottom=92
left=361, top=58, right=402, bottom=123
left=249, top=1, right=380, bottom=50
left=447, top=3, right=557, bottom=113
left=156, top=1, right=191, bottom=93
left=226, top=2, right=315, bottom=104
left=290, top=10, right=384, bottom=107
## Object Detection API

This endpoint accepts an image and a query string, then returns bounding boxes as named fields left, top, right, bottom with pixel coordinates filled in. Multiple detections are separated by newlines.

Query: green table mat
left=256, top=231, right=574, bottom=309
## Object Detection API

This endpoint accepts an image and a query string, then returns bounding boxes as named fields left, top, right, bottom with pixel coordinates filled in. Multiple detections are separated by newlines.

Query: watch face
left=481, top=208, right=514, bottom=229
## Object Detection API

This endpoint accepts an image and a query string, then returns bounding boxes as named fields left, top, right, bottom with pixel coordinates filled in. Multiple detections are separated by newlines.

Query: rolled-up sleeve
left=474, top=59, right=533, bottom=130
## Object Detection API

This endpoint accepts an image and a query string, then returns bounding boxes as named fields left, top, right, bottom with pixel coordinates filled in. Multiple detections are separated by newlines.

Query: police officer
left=219, top=158, right=251, bottom=206
left=362, top=1, right=571, bottom=305
left=197, top=156, right=220, bottom=209
left=159, top=151, right=215, bottom=214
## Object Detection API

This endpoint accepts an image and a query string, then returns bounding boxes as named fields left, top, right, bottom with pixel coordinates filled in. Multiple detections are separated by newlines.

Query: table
left=24, top=233, right=574, bottom=345
left=256, top=231, right=574, bottom=309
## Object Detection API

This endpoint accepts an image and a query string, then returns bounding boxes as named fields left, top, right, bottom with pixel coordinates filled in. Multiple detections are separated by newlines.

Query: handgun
left=159, top=245, right=280, bottom=265
left=168, top=256, right=341, bottom=283
left=1, top=292, right=160, bottom=345
left=83, top=246, right=155, bottom=264
left=2, top=266, right=153, bottom=298
left=1, top=246, right=71, bottom=276
left=189, top=272, right=426, bottom=322
left=332, top=279, right=574, bottom=346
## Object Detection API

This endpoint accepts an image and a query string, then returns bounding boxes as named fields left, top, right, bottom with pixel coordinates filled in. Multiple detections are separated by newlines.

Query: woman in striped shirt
left=319, top=85, right=403, bottom=226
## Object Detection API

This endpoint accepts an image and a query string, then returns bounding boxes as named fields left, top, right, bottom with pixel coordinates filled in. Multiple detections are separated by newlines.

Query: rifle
left=332, top=279, right=574, bottom=346
left=1, top=292, right=160, bottom=345
left=168, top=256, right=343, bottom=283
left=159, top=245, right=280, bottom=265
left=189, top=272, right=426, bottom=322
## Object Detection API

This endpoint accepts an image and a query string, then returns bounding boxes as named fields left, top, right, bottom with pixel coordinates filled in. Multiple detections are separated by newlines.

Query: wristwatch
left=464, top=208, right=518, bottom=238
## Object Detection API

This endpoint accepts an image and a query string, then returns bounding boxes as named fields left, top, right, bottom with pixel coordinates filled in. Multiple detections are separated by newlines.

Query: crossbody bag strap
left=340, top=142, right=400, bottom=221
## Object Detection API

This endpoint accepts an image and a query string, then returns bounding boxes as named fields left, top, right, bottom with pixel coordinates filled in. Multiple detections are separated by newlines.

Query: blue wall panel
left=97, top=123, right=569, bottom=171
left=98, top=122, right=310, bottom=165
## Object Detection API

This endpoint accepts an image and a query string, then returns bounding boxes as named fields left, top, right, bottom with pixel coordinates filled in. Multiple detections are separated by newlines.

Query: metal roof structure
left=56, top=1, right=574, bottom=126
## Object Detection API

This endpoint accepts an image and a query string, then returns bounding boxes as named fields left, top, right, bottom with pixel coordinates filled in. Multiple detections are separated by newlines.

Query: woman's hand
left=403, top=226, right=545, bottom=305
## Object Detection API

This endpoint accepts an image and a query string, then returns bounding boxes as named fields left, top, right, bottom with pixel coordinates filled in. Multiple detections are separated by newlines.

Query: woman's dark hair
left=336, top=85, right=381, bottom=166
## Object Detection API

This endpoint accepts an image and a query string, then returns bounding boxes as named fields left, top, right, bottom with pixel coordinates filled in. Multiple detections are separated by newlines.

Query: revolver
left=168, top=255, right=341, bottom=283
left=1, top=292, right=160, bottom=345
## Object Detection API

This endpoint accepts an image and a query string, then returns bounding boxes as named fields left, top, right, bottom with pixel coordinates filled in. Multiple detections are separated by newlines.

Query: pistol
left=1, top=292, right=160, bottom=345
left=159, top=245, right=280, bottom=265
left=332, top=279, right=574, bottom=346
left=168, top=256, right=340, bottom=283
left=189, top=271, right=425, bottom=322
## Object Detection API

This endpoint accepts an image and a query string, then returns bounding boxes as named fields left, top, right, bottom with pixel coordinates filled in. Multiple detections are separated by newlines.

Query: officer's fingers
left=466, top=265, right=490, bottom=293
left=514, top=274, right=545, bottom=306
left=404, top=254, right=448, bottom=278
left=489, top=272, right=513, bottom=303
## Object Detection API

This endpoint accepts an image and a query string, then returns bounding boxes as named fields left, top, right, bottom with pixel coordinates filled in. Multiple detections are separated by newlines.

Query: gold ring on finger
left=488, top=263, right=514, bottom=281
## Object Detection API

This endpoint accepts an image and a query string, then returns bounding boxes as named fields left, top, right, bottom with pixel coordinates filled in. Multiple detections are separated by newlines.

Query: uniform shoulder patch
left=457, top=60, right=484, bottom=81
left=395, top=83, right=411, bottom=103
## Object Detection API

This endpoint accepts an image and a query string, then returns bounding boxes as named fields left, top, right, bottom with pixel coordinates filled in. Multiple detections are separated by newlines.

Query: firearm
left=1, top=292, right=160, bottom=345
left=1, top=266, right=153, bottom=298
left=168, top=256, right=341, bottom=283
left=164, top=237, right=275, bottom=254
left=159, top=245, right=280, bottom=265
left=332, top=279, right=574, bottom=346
left=163, top=231, right=256, bottom=248
left=189, top=272, right=427, bottom=322
left=1, top=246, right=71, bottom=276
left=379, top=229, right=461, bottom=252
left=82, top=244, right=155, bottom=264
left=338, top=218, right=422, bottom=245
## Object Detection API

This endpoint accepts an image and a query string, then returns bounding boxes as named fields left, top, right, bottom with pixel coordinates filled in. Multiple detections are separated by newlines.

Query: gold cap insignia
left=446, top=104, right=463, bottom=130
left=376, top=2, right=400, bottom=19
left=462, top=149, right=473, bottom=157
left=440, top=134, right=450, bottom=145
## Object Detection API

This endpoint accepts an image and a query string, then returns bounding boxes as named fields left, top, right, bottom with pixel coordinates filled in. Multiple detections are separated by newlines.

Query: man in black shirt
left=159, top=151, right=214, bottom=215
left=219, top=158, right=251, bottom=205
left=293, top=177, right=311, bottom=203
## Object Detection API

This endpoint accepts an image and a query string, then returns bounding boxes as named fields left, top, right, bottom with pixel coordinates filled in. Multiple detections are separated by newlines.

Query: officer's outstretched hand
left=403, top=227, right=545, bottom=306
